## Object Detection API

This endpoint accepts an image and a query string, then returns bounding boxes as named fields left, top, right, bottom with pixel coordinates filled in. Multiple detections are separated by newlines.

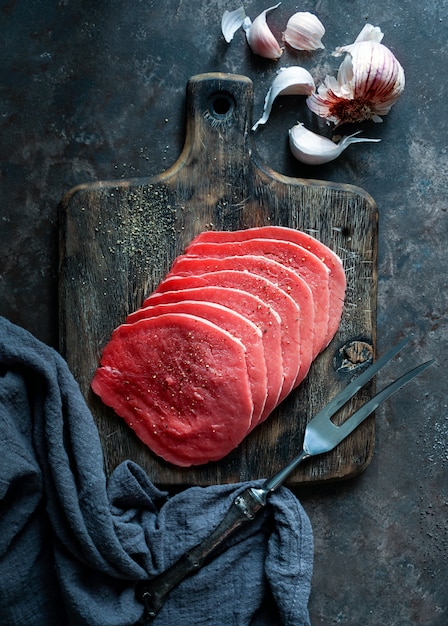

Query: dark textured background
left=1, top=1, right=446, bottom=623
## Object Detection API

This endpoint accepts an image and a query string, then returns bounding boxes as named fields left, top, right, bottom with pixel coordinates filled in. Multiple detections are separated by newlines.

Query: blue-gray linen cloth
left=0, top=316, right=313, bottom=625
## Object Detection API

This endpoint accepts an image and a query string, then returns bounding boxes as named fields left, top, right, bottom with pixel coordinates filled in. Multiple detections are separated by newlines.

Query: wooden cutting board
left=59, top=72, right=378, bottom=486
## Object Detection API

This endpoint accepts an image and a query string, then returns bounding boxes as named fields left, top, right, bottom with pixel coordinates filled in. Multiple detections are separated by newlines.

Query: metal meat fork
left=136, top=337, right=434, bottom=621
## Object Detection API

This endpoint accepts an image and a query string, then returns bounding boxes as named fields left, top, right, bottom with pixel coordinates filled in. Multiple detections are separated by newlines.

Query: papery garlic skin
left=283, top=12, right=325, bottom=51
left=243, top=3, right=283, bottom=60
left=307, top=25, right=405, bottom=125
left=253, top=66, right=315, bottom=131
left=352, top=23, right=384, bottom=44
left=221, top=6, right=246, bottom=43
left=289, top=122, right=380, bottom=165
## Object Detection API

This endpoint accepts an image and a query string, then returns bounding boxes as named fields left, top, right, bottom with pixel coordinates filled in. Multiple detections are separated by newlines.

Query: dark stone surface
left=1, top=1, right=446, bottom=623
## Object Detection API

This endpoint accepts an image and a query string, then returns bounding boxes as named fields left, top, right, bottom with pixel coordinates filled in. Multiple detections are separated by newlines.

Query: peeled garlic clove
left=243, top=3, right=283, bottom=60
left=289, top=122, right=380, bottom=165
left=307, top=24, right=405, bottom=125
left=221, top=6, right=246, bottom=43
left=283, top=12, right=325, bottom=51
left=252, top=66, right=315, bottom=131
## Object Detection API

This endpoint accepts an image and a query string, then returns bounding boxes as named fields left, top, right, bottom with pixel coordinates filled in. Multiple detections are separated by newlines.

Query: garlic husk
left=289, top=122, right=380, bottom=165
left=221, top=6, right=246, bottom=43
left=243, top=3, right=283, bottom=60
left=283, top=12, right=325, bottom=51
left=307, top=24, right=405, bottom=125
left=352, top=23, right=384, bottom=44
left=252, top=66, right=315, bottom=131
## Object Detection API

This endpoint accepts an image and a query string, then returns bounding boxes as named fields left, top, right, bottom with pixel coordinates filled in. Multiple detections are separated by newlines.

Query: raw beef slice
left=127, top=300, right=268, bottom=427
left=91, top=313, right=254, bottom=466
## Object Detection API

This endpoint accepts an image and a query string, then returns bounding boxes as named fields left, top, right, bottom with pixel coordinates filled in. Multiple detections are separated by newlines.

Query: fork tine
left=321, top=336, right=411, bottom=421
left=333, top=359, right=435, bottom=440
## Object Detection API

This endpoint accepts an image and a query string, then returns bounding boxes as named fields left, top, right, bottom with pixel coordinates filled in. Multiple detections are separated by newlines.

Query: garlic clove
left=243, top=3, right=283, bottom=60
left=252, top=66, right=315, bottom=131
left=221, top=6, right=246, bottom=43
left=307, top=25, right=405, bottom=125
left=289, top=122, right=380, bottom=165
left=283, top=12, right=325, bottom=51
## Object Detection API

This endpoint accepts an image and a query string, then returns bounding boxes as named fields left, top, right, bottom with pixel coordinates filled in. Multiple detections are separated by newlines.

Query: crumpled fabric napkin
left=0, top=316, right=313, bottom=626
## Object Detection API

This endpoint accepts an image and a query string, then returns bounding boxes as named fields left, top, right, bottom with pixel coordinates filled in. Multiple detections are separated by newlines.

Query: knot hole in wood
left=335, top=340, right=374, bottom=374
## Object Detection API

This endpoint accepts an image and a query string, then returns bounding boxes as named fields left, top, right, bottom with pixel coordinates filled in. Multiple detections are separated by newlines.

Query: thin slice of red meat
left=184, top=238, right=330, bottom=354
left=158, top=257, right=313, bottom=397
left=140, top=283, right=283, bottom=423
left=126, top=300, right=268, bottom=427
left=190, top=226, right=346, bottom=340
left=91, top=313, right=254, bottom=467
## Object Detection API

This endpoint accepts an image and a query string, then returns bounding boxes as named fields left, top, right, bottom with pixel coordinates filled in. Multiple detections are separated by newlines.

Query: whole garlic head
left=307, top=24, right=405, bottom=125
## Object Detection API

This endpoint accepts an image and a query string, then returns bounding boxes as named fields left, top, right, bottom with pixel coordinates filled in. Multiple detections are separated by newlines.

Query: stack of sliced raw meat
left=91, top=226, right=346, bottom=467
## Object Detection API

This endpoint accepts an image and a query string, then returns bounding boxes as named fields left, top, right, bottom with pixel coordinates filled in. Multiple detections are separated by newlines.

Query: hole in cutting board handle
left=207, top=91, right=236, bottom=120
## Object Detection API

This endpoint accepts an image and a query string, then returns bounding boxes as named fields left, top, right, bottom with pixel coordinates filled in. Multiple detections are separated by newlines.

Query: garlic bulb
left=221, top=6, right=246, bottom=43
left=243, top=3, right=283, bottom=60
left=283, top=12, right=325, bottom=51
left=307, top=24, right=405, bottom=125
left=253, top=66, right=315, bottom=131
left=289, top=122, right=380, bottom=165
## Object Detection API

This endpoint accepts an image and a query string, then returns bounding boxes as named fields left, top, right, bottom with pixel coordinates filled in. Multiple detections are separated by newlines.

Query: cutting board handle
left=163, top=73, right=254, bottom=180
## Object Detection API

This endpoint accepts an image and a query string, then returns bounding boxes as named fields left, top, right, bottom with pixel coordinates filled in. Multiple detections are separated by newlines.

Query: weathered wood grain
left=59, top=73, right=378, bottom=486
